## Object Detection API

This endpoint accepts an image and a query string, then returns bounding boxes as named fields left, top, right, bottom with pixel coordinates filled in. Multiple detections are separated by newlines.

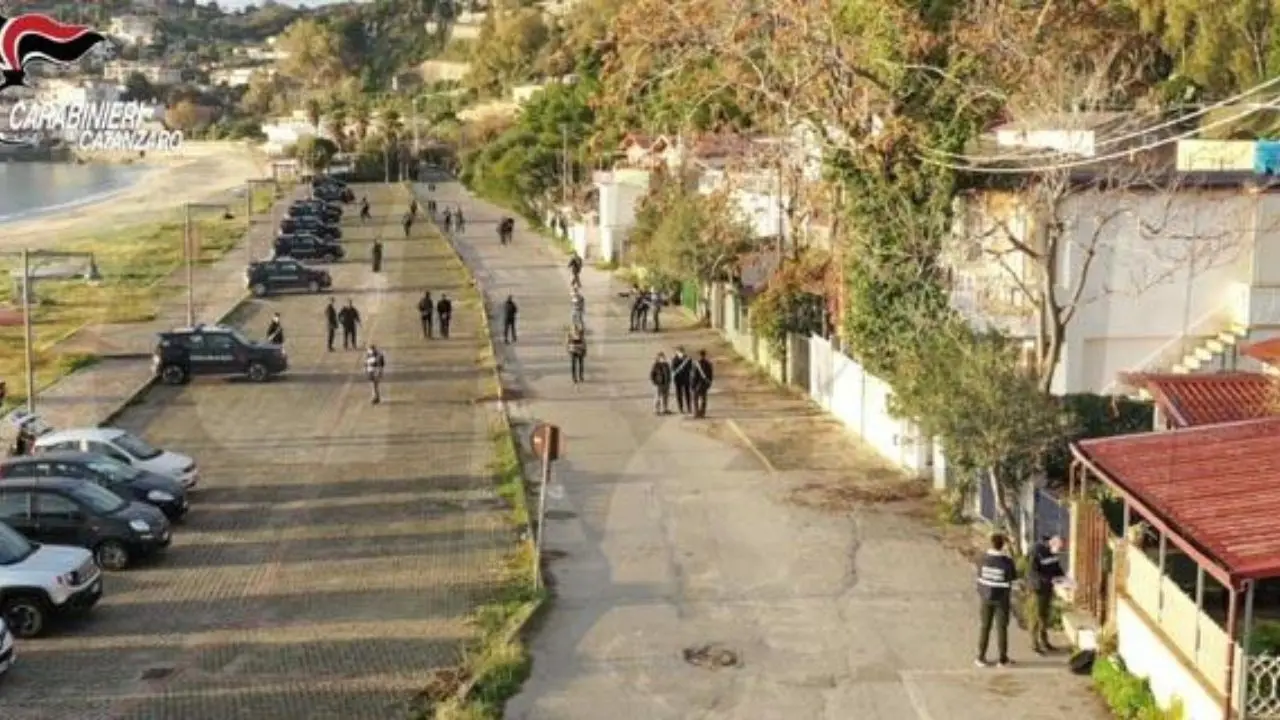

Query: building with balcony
left=104, top=61, right=182, bottom=86
left=108, top=15, right=158, bottom=46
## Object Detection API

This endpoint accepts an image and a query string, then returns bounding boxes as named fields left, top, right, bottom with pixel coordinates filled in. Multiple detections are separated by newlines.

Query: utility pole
left=561, top=124, right=569, bottom=207
left=21, top=250, right=33, bottom=413
left=183, top=203, right=233, bottom=326
left=776, top=155, right=785, bottom=265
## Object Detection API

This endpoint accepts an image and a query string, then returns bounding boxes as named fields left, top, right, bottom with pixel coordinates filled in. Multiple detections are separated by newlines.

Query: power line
left=916, top=99, right=1280, bottom=174
left=921, top=75, right=1280, bottom=164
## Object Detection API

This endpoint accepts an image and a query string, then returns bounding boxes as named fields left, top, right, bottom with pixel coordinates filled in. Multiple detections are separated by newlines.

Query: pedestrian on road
left=418, top=291, right=434, bottom=339
left=409, top=199, right=418, bottom=219
left=976, top=532, right=1018, bottom=668
left=443, top=208, right=453, bottom=233
left=0, top=380, right=7, bottom=407
left=671, top=347, right=693, bottom=414
left=1028, top=534, right=1066, bottom=654
left=629, top=286, right=649, bottom=331
left=691, top=350, right=713, bottom=417
left=365, top=344, right=386, bottom=404
left=503, top=295, right=518, bottom=344
left=570, top=289, right=585, bottom=327
left=650, top=288, right=663, bottom=332
left=371, top=238, right=384, bottom=273
left=566, top=323, right=586, bottom=384
left=568, top=252, right=583, bottom=283
left=427, top=198, right=437, bottom=217
left=650, top=352, right=672, bottom=414
left=402, top=212, right=413, bottom=238
left=456, top=208, right=466, bottom=231
left=437, top=294, right=453, bottom=338
left=338, top=300, right=361, bottom=349
left=360, top=197, right=371, bottom=222
left=324, top=298, right=338, bottom=351
left=265, top=312, right=284, bottom=345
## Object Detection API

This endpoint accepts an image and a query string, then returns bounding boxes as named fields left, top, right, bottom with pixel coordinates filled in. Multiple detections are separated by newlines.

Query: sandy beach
left=0, top=141, right=267, bottom=249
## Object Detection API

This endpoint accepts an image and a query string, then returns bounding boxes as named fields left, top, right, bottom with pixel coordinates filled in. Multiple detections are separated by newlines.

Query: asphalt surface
left=0, top=185, right=508, bottom=719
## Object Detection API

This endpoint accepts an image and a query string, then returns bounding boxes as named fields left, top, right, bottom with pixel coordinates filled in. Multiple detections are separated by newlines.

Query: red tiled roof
left=1243, top=338, right=1280, bottom=365
left=1073, top=417, right=1280, bottom=581
left=1126, top=372, right=1277, bottom=427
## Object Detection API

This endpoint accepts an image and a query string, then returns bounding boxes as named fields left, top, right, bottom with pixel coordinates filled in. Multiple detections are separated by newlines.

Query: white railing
left=1232, top=282, right=1280, bottom=328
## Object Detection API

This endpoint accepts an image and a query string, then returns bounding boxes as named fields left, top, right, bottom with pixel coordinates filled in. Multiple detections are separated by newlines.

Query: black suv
left=274, top=233, right=345, bottom=262
left=0, top=452, right=189, bottom=520
left=246, top=258, right=331, bottom=297
left=0, top=477, right=171, bottom=570
left=153, top=323, right=288, bottom=383
left=280, top=216, right=341, bottom=240
left=289, top=200, right=341, bottom=223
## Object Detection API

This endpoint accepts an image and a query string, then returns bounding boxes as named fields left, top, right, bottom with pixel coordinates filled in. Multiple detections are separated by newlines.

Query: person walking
left=570, top=289, right=585, bottom=327
left=418, top=291, right=434, bottom=339
left=502, top=295, right=518, bottom=344
left=265, top=312, right=284, bottom=345
left=371, top=238, right=384, bottom=273
left=671, top=347, right=693, bottom=415
left=324, top=298, right=339, bottom=351
left=629, top=286, right=644, bottom=331
left=427, top=198, right=437, bottom=217
left=437, top=294, right=453, bottom=338
left=402, top=212, right=414, bottom=238
left=360, top=197, right=371, bottom=222
left=455, top=208, right=466, bottom=231
left=650, top=288, right=663, bottom=332
left=568, top=252, right=583, bottom=283
left=637, top=289, right=652, bottom=331
left=976, top=532, right=1018, bottom=668
left=1027, top=535, right=1066, bottom=654
left=650, top=352, right=672, bottom=415
left=566, top=323, right=586, bottom=384
left=443, top=208, right=453, bottom=233
left=409, top=198, right=418, bottom=219
left=364, top=344, right=386, bottom=404
left=691, top=350, right=714, bottom=417
left=338, top=300, right=361, bottom=349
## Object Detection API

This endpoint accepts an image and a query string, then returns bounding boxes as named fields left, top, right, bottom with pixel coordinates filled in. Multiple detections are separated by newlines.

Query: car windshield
left=86, top=458, right=140, bottom=482
left=228, top=329, right=254, bottom=346
left=112, top=432, right=161, bottom=460
left=0, top=522, right=34, bottom=564
left=66, top=482, right=127, bottom=514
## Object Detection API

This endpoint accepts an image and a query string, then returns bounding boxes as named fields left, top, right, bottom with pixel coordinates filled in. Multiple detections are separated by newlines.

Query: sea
left=0, top=162, right=148, bottom=224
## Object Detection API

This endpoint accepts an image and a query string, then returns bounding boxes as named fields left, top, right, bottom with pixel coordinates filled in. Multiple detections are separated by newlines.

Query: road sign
left=531, top=423, right=562, bottom=461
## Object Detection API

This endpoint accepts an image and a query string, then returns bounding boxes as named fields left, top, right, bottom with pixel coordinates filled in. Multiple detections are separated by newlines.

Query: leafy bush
left=1091, top=655, right=1183, bottom=719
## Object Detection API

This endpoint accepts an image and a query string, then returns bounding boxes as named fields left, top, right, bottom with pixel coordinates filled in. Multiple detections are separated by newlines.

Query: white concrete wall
left=1116, top=598, right=1228, bottom=720
left=807, top=336, right=933, bottom=478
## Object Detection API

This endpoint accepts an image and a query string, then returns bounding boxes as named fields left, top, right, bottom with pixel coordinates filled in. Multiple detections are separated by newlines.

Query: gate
left=1073, top=499, right=1111, bottom=623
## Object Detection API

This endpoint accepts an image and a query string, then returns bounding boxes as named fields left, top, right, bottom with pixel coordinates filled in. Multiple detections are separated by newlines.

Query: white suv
left=0, top=522, right=102, bottom=638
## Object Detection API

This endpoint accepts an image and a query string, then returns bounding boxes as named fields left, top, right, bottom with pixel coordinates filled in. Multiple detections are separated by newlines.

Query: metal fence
left=1247, top=654, right=1280, bottom=719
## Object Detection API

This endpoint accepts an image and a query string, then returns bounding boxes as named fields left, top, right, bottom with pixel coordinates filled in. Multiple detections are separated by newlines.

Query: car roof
left=1, top=450, right=97, bottom=465
left=0, top=475, right=90, bottom=490
left=162, top=323, right=235, bottom=335
left=36, top=427, right=123, bottom=445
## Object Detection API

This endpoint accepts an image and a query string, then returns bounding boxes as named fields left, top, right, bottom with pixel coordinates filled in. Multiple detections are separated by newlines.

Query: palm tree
left=378, top=109, right=404, bottom=182
left=326, top=107, right=348, bottom=151
left=305, top=98, right=322, bottom=131
left=353, top=103, right=372, bottom=142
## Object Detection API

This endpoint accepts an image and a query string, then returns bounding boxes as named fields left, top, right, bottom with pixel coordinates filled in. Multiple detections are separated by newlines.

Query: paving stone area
left=0, top=186, right=507, bottom=720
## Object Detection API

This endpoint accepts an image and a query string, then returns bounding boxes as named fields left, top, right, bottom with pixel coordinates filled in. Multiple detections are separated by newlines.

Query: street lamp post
left=244, top=178, right=279, bottom=261
left=183, top=203, right=234, bottom=327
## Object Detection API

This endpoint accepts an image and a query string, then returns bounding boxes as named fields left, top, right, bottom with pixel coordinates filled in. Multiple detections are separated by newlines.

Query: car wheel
left=1, top=594, right=48, bottom=638
left=95, top=540, right=131, bottom=571
left=160, top=364, right=187, bottom=385
left=251, top=282, right=268, bottom=297
left=247, top=361, right=269, bottom=382
left=308, top=279, right=321, bottom=293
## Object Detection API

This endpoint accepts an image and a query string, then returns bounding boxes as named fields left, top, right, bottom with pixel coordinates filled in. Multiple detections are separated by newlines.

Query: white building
left=36, top=79, right=120, bottom=106
left=209, top=66, right=268, bottom=87
left=108, top=15, right=157, bottom=46
left=104, top=61, right=182, bottom=86
left=949, top=173, right=1280, bottom=395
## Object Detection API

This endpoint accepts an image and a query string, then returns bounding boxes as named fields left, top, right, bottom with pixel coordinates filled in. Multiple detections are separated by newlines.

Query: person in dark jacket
left=402, top=212, right=414, bottom=238
left=418, top=291, right=434, bottom=339
left=691, top=350, right=713, bottom=417
left=443, top=207, right=453, bottom=232
left=359, top=197, right=371, bottom=222
left=629, top=286, right=646, bottom=331
left=568, top=253, right=583, bottom=281
left=671, top=347, right=693, bottom=414
left=503, top=295, right=518, bottom=344
left=650, top=352, right=672, bottom=414
left=566, top=323, right=586, bottom=384
left=338, top=300, right=361, bottom=349
left=371, top=238, right=384, bottom=272
left=976, top=532, right=1018, bottom=668
left=324, top=298, right=338, bottom=351
left=649, top=288, right=663, bottom=332
left=409, top=199, right=418, bottom=218
left=265, top=312, right=284, bottom=345
left=437, top=294, right=453, bottom=338
left=1027, top=535, right=1066, bottom=654
left=456, top=208, right=466, bottom=231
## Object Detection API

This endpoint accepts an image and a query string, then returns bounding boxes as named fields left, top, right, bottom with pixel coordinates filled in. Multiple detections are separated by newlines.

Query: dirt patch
left=788, top=477, right=929, bottom=511
left=417, top=666, right=471, bottom=704
left=682, top=643, right=741, bottom=670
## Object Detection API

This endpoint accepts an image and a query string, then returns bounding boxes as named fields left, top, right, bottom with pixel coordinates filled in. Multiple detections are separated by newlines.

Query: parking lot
left=0, top=187, right=509, bottom=719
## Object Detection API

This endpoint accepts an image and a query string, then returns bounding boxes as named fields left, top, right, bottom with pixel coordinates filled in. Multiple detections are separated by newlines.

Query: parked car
left=273, top=233, right=344, bottom=262
left=152, top=323, right=288, bottom=385
left=0, top=520, right=101, bottom=637
left=0, top=478, right=170, bottom=570
left=288, top=200, right=341, bottom=223
left=280, top=216, right=341, bottom=240
left=0, top=452, right=188, bottom=519
left=33, top=428, right=198, bottom=490
left=245, top=258, right=332, bottom=297
left=0, top=617, right=12, bottom=672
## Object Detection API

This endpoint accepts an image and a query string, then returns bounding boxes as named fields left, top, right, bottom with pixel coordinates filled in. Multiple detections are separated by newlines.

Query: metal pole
left=413, top=97, right=420, bottom=157
left=561, top=124, right=569, bottom=207
left=534, top=451, right=551, bottom=591
left=184, top=204, right=195, bottom=327
left=21, top=250, right=34, bottom=413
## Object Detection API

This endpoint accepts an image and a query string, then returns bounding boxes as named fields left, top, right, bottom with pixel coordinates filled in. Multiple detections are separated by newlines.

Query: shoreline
left=0, top=141, right=266, bottom=250
left=0, top=164, right=149, bottom=225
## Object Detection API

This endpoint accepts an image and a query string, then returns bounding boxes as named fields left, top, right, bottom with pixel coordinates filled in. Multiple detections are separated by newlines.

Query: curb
left=96, top=293, right=251, bottom=427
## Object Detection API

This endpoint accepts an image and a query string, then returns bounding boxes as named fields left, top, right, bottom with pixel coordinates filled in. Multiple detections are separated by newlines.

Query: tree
left=352, top=103, right=371, bottom=142
left=1129, top=0, right=1280, bottom=94
left=467, top=8, right=551, bottom=96
left=164, top=100, right=203, bottom=132
left=275, top=18, right=348, bottom=90
left=326, top=105, right=349, bottom=151
left=305, top=97, right=322, bottom=131
left=290, top=135, right=339, bottom=170
left=121, top=72, right=155, bottom=102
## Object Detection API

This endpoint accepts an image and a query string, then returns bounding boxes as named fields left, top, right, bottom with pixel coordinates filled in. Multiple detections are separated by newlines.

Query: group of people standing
left=416, top=291, right=454, bottom=339
left=649, top=347, right=714, bottom=417
left=629, top=285, right=664, bottom=332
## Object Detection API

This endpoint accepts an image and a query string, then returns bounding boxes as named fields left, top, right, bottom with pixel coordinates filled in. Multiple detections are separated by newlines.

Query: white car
left=32, top=428, right=198, bottom=489
left=0, top=616, right=12, bottom=675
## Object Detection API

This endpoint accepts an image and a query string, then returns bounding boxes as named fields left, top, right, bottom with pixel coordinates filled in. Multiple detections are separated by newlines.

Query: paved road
left=425, top=180, right=1104, bottom=720
left=0, top=186, right=508, bottom=719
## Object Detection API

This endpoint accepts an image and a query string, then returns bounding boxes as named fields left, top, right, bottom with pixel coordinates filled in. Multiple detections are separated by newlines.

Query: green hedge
left=1091, top=655, right=1183, bottom=719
